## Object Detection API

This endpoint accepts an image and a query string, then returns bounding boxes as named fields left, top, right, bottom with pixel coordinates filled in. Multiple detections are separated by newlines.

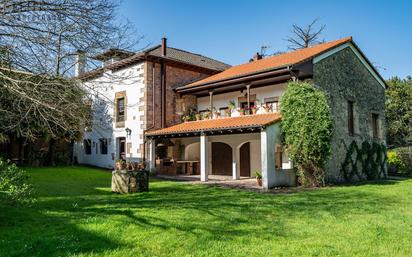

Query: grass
left=1, top=166, right=412, bottom=257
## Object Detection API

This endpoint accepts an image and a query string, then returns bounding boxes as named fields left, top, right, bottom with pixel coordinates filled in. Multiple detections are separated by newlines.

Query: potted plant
left=251, top=106, right=257, bottom=115
left=195, top=113, right=201, bottom=121
left=215, top=111, right=221, bottom=118
left=203, top=111, right=210, bottom=120
left=228, top=100, right=236, bottom=111
left=263, top=104, right=271, bottom=113
left=255, top=171, right=262, bottom=186
left=224, top=108, right=232, bottom=117
left=239, top=108, right=245, bottom=116
left=115, top=159, right=126, bottom=170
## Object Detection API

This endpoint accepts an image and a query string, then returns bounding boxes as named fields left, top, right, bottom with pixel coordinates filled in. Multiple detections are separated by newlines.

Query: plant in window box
left=224, top=108, right=232, bottom=117
left=195, top=113, right=201, bottom=121
left=263, top=104, right=271, bottom=113
left=203, top=111, right=210, bottom=120
left=228, top=100, right=236, bottom=111
left=255, top=171, right=262, bottom=186
left=251, top=105, right=257, bottom=115
left=238, top=108, right=245, bottom=116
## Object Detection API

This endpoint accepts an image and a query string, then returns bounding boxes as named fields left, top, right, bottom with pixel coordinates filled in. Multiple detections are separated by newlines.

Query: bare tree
left=0, top=0, right=141, bottom=164
left=286, top=18, right=326, bottom=50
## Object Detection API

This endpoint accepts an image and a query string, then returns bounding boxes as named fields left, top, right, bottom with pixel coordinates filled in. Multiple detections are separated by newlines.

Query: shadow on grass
left=2, top=167, right=410, bottom=256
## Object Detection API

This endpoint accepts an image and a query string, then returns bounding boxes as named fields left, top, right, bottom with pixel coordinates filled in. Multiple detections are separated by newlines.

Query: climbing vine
left=340, top=140, right=387, bottom=182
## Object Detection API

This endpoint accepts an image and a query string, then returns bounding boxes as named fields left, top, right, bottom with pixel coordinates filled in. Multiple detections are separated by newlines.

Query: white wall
left=180, top=133, right=261, bottom=176
left=74, top=62, right=146, bottom=169
left=197, top=83, right=287, bottom=111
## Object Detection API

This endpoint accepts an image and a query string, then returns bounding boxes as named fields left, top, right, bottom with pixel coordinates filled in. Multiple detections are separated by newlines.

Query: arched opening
left=212, top=142, right=232, bottom=175
left=184, top=142, right=200, bottom=161
left=239, top=142, right=251, bottom=177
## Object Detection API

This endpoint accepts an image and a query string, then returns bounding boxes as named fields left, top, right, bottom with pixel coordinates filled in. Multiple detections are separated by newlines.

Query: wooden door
left=212, top=142, right=232, bottom=175
left=240, top=142, right=251, bottom=177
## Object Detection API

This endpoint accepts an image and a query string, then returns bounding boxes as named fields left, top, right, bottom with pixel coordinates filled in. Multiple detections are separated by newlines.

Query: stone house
left=73, top=38, right=230, bottom=169
left=145, top=37, right=387, bottom=188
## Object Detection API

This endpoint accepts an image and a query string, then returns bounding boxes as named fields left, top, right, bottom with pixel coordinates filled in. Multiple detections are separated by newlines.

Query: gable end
left=313, top=42, right=386, bottom=88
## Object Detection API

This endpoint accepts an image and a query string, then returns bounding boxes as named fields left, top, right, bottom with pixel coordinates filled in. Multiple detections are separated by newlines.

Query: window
left=84, top=139, right=91, bottom=155
left=264, top=97, right=279, bottom=112
left=372, top=113, right=379, bottom=138
left=100, top=138, right=108, bottom=155
left=348, top=101, right=354, bottom=136
left=116, top=97, right=125, bottom=122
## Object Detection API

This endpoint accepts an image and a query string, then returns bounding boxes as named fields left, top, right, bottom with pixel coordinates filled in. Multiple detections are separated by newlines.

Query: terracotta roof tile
left=146, top=113, right=281, bottom=137
left=180, top=37, right=352, bottom=89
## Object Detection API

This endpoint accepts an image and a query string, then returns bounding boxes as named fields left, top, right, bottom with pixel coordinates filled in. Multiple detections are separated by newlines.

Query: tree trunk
left=46, top=138, right=56, bottom=166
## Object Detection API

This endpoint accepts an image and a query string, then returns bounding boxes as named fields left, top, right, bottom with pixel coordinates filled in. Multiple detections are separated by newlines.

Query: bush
left=387, top=150, right=405, bottom=173
left=388, top=148, right=412, bottom=176
left=280, top=81, right=333, bottom=187
left=0, top=159, right=34, bottom=205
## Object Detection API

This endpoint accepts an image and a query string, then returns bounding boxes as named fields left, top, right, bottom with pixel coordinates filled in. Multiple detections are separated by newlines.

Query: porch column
left=200, top=134, right=209, bottom=182
left=246, top=84, right=251, bottom=112
left=232, top=148, right=239, bottom=180
left=148, top=139, right=156, bottom=171
left=260, top=127, right=276, bottom=189
left=209, top=91, right=214, bottom=119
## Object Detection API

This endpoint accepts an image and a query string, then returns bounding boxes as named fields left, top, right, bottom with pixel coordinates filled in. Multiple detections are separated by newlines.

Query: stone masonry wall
left=313, top=47, right=386, bottom=181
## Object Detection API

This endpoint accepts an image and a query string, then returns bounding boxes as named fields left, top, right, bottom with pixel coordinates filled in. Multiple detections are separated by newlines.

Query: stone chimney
left=161, top=37, right=167, bottom=56
left=253, top=52, right=262, bottom=61
left=74, top=50, right=86, bottom=77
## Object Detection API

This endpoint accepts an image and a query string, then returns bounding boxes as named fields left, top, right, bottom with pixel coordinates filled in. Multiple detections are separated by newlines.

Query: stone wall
left=313, top=47, right=386, bottom=181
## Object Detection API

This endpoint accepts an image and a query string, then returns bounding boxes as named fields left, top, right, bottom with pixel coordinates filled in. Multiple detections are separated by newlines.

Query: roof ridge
left=180, top=36, right=353, bottom=88
left=166, top=46, right=231, bottom=67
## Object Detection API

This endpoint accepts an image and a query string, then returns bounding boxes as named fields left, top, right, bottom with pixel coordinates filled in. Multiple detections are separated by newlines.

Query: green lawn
left=1, top=166, right=411, bottom=257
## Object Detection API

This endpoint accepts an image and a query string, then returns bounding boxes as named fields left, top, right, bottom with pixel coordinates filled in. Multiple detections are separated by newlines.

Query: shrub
left=0, top=159, right=34, bottom=205
left=387, top=150, right=405, bottom=173
left=280, top=81, right=333, bottom=187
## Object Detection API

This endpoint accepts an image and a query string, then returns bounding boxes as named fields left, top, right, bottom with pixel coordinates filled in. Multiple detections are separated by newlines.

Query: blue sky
left=119, top=0, right=412, bottom=79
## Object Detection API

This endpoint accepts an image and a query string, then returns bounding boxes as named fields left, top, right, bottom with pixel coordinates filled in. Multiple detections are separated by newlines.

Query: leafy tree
left=385, top=76, right=412, bottom=148
left=280, top=81, right=333, bottom=187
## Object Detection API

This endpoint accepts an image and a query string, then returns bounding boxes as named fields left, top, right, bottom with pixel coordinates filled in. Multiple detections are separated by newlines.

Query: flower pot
left=256, top=178, right=262, bottom=186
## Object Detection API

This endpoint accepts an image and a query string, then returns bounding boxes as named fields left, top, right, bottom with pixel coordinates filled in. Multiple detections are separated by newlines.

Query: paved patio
left=156, top=174, right=305, bottom=194
left=157, top=174, right=265, bottom=191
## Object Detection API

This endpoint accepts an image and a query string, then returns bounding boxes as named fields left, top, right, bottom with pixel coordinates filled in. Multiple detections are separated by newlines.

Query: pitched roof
left=145, top=113, right=281, bottom=137
left=180, top=37, right=352, bottom=89
left=79, top=45, right=230, bottom=80
left=146, top=46, right=231, bottom=71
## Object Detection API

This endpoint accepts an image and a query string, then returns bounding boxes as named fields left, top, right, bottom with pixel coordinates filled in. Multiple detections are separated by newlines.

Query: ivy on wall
left=341, top=140, right=387, bottom=182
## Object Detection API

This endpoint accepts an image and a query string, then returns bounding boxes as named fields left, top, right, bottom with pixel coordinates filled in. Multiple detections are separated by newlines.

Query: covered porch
left=145, top=113, right=296, bottom=189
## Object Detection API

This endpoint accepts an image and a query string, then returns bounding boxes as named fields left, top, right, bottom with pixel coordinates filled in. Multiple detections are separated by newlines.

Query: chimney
left=253, top=52, right=262, bottom=61
left=161, top=37, right=167, bottom=56
left=75, top=50, right=86, bottom=77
